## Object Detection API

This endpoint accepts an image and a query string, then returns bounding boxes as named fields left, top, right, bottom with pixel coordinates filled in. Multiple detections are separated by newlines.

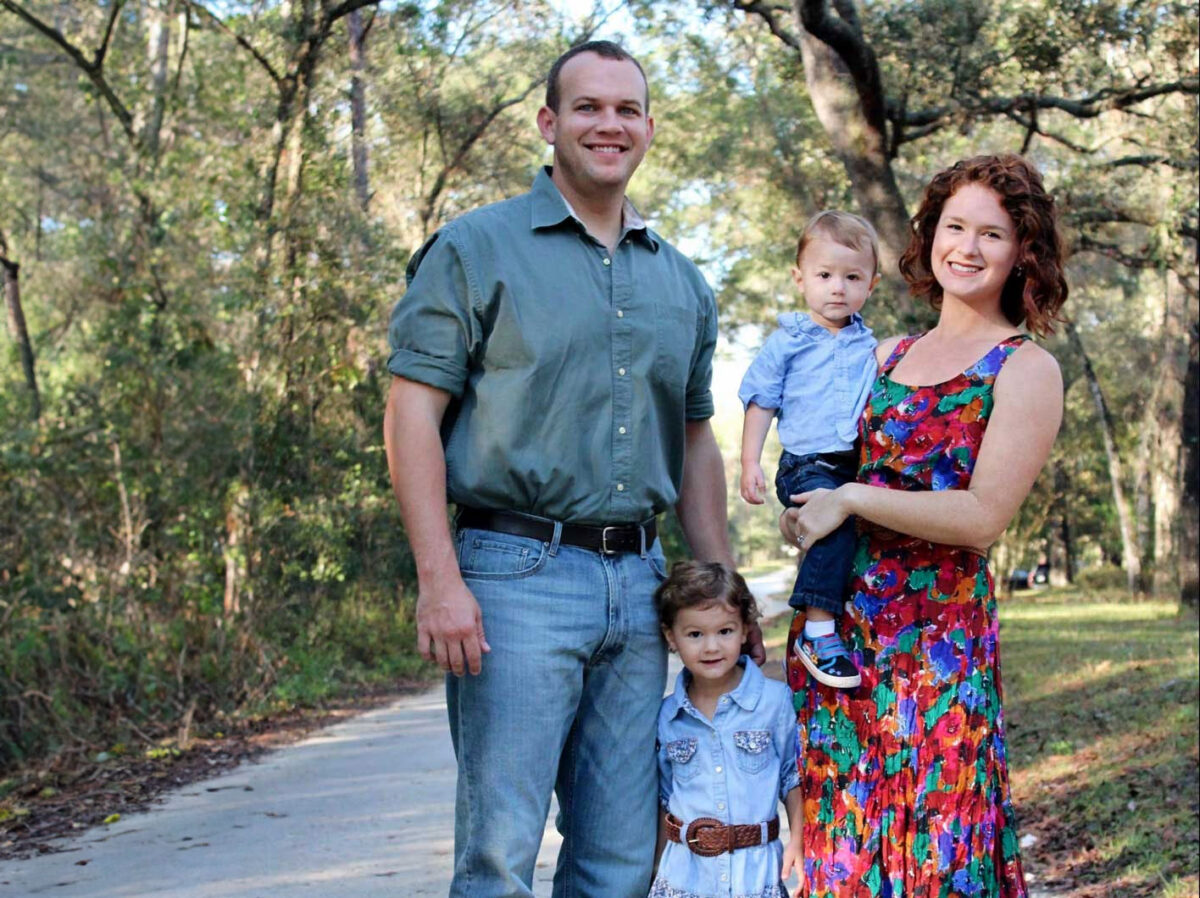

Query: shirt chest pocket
left=733, top=730, right=775, bottom=775
left=666, top=738, right=700, bottom=783
left=654, top=303, right=697, bottom=389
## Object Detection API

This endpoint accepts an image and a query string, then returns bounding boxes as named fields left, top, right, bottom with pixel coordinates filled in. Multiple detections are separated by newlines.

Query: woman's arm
left=782, top=342, right=1063, bottom=552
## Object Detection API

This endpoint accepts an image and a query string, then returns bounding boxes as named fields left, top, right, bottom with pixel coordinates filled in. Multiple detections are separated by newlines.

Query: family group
left=385, top=39, right=1065, bottom=898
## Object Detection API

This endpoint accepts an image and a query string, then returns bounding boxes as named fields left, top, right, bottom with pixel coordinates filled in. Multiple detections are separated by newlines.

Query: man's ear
left=536, top=105, right=557, bottom=146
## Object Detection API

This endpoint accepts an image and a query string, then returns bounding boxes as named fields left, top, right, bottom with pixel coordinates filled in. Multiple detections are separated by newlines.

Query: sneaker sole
left=797, top=648, right=862, bottom=689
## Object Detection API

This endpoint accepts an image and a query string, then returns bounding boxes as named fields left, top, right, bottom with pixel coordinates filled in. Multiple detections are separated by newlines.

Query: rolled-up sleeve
left=777, top=691, right=800, bottom=801
left=777, top=686, right=796, bottom=801
left=684, top=286, right=718, bottom=421
left=387, top=230, right=479, bottom=397
left=738, top=328, right=788, bottom=412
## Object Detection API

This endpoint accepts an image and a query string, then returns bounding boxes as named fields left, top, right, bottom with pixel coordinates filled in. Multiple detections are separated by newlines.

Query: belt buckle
left=684, top=817, right=725, bottom=858
left=600, top=525, right=619, bottom=555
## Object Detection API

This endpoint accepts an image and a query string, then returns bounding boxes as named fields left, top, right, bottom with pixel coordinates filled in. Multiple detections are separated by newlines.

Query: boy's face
left=793, top=237, right=879, bottom=332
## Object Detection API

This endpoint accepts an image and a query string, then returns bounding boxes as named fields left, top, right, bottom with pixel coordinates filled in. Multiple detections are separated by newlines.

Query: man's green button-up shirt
left=388, top=168, right=717, bottom=525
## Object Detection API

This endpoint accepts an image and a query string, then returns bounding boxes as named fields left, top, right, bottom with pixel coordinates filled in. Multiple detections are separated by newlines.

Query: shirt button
left=721, top=874, right=729, bottom=882
left=616, top=309, right=624, bottom=318
left=715, top=765, right=722, bottom=774
left=616, top=483, right=625, bottom=491
left=617, top=367, right=626, bottom=376
left=603, top=257, right=611, bottom=266
left=717, top=802, right=725, bottom=811
left=618, top=426, right=626, bottom=435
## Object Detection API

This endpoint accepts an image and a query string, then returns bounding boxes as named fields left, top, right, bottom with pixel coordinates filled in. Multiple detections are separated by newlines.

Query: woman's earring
left=1014, top=265, right=1025, bottom=277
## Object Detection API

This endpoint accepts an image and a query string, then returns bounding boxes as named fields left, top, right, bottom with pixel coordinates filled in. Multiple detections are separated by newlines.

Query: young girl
left=650, top=561, right=802, bottom=898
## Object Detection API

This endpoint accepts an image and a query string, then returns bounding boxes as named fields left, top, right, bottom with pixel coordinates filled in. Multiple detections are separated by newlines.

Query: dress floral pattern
left=786, top=334, right=1030, bottom=897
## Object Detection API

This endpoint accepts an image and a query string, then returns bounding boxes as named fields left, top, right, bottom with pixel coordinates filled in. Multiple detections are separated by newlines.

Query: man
left=384, top=41, right=762, bottom=898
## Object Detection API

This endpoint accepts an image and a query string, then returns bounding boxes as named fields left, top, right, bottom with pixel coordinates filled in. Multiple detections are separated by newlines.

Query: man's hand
left=742, top=620, right=767, bottom=666
left=739, top=462, right=766, bottom=505
left=416, top=573, right=490, bottom=677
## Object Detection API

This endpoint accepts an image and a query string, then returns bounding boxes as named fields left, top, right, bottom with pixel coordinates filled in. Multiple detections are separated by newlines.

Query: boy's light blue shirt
left=738, top=311, right=878, bottom=455
left=653, top=657, right=799, bottom=896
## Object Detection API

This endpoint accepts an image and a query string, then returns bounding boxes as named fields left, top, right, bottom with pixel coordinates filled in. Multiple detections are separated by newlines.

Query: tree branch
left=186, top=0, right=283, bottom=85
left=899, top=76, right=1199, bottom=131
left=0, top=0, right=139, bottom=147
left=797, top=0, right=888, bottom=130
left=323, top=0, right=382, bottom=27
left=1095, top=154, right=1199, bottom=171
left=95, top=0, right=123, bottom=67
left=733, top=0, right=801, bottom=51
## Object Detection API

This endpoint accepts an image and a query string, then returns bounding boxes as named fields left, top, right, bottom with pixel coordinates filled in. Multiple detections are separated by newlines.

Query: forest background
left=0, top=0, right=1196, bottom=790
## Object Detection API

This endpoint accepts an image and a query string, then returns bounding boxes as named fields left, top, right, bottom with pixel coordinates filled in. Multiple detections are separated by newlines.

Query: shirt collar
left=529, top=166, right=659, bottom=251
left=665, top=654, right=763, bottom=720
left=779, top=310, right=869, bottom=338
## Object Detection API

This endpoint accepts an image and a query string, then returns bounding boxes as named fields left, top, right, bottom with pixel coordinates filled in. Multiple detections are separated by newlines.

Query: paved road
left=0, top=569, right=796, bottom=898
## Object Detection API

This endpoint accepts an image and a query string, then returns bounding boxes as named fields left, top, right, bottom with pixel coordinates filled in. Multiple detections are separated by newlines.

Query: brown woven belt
left=664, top=813, right=779, bottom=858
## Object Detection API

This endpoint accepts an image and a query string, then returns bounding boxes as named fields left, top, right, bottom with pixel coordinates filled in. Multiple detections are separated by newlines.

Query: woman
left=780, top=154, right=1067, bottom=896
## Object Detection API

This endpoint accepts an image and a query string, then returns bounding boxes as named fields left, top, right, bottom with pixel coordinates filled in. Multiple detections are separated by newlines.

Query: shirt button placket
left=610, top=242, right=634, bottom=515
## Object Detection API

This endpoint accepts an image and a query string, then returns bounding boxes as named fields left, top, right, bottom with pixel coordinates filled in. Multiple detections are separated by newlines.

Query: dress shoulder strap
left=965, top=334, right=1031, bottom=381
left=880, top=335, right=922, bottom=374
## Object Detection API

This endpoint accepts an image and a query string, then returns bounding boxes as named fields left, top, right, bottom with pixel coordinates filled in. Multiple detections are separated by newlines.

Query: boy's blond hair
left=795, top=210, right=880, bottom=273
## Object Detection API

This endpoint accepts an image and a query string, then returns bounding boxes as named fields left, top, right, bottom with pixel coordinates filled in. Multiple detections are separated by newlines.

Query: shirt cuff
left=684, top=391, right=715, bottom=421
left=387, top=347, right=468, bottom=397
left=739, top=391, right=781, bottom=412
left=779, top=763, right=801, bottom=801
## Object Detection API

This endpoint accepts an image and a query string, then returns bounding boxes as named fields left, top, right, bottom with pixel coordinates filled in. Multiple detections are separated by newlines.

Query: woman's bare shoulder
left=873, top=335, right=908, bottom=366
left=1004, top=338, right=1063, bottom=385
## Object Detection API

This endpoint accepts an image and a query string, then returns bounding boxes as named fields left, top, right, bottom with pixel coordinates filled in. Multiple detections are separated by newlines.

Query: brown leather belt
left=456, top=507, right=656, bottom=555
left=664, top=813, right=779, bottom=857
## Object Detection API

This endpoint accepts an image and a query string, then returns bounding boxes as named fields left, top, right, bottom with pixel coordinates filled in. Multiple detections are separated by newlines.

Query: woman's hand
left=778, top=486, right=852, bottom=550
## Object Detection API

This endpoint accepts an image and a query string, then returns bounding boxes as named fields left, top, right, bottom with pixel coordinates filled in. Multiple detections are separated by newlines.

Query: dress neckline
left=881, top=332, right=1028, bottom=389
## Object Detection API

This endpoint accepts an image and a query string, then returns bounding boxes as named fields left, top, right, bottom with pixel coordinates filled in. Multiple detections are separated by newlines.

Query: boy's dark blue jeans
left=775, top=449, right=859, bottom=614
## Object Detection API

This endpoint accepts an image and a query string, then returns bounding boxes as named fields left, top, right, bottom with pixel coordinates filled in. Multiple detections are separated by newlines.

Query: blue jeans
left=775, top=450, right=858, bottom=615
left=447, top=523, right=668, bottom=898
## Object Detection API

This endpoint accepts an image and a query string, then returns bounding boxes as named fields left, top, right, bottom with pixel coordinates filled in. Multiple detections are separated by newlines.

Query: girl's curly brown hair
left=653, top=561, right=759, bottom=630
left=898, top=154, right=1068, bottom=336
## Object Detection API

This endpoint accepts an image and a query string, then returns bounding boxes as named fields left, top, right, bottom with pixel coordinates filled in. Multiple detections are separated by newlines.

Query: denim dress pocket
left=732, top=729, right=774, bottom=775
left=666, top=738, right=700, bottom=783
left=456, top=529, right=548, bottom=581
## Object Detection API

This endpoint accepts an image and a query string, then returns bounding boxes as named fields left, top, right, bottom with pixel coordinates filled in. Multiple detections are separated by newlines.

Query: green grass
left=761, top=590, right=1199, bottom=897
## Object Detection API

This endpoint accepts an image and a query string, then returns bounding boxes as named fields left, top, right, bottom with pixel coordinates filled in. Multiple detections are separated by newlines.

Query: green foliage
left=0, top=0, right=1195, bottom=777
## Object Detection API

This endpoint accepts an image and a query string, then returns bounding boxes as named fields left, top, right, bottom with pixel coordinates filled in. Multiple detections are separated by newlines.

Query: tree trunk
left=348, top=8, right=370, bottom=215
left=141, top=0, right=172, bottom=161
left=1180, top=319, right=1199, bottom=609
left=1054, top=461, right=1075, bottom=584
left=0, top=238, right=39, bottom=421
left=1151, top=270, right=1187, bottom=594
left=790, top=3, right=916, bottom=323
left=1067, top=322, right=1144, bottom=593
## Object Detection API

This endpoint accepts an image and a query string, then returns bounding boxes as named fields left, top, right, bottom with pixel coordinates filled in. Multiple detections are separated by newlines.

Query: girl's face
left=663, top=602, right=747, bottom=691
left=930, top=183, right=1021, bottom=308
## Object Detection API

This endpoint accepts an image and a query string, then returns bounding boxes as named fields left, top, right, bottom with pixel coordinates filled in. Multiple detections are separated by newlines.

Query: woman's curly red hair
left=898, top=154, right=1068, bottom=336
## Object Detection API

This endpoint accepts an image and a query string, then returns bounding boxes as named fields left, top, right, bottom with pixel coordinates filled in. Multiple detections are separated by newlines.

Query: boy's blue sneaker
left=796, top=631, right=861, bottom=689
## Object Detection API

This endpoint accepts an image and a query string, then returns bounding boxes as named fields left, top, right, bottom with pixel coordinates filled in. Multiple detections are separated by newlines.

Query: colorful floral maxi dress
left=786, top=334, right=1030, bottom=897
